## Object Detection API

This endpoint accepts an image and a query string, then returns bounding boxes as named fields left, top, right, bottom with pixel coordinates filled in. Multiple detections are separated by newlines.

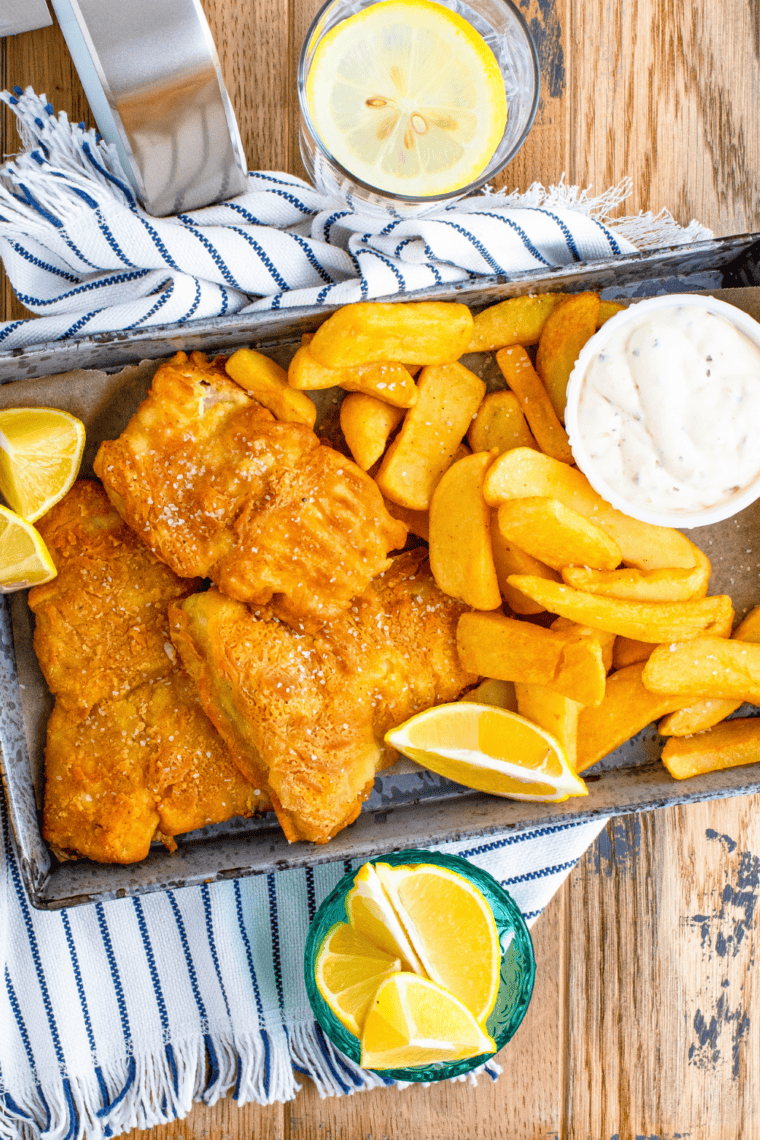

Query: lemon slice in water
left=305, top=0, right=508, bottom=197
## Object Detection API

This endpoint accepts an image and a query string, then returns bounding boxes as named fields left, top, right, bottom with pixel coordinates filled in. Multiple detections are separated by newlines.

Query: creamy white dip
left=576, top=305, right=760, bottom=513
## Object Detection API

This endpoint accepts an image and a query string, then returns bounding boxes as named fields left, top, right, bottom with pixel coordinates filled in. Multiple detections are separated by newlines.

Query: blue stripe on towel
left=132, top=898, right=179, bottom=1096
left=233, top=880, right=271, bottom=1098
left=94, top=903, right=137, bottom=1116
left=166, top=891, right=220, bottom=1094
left=61, top=910, right=111, bottom=1110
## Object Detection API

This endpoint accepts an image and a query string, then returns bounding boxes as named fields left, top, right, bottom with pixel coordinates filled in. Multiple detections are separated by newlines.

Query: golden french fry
left=382, top=498, right=429, bottom=542
left=562, top=545, right=711, bottom=602
left=309, top=301, right=474, bottom=368
left=597, top=300, right=626, bottom=327
left=489, top=516, right=560, bottom=615
left=536, top=291, right=600, bottom=422
left=289, top=346, right=418, bottom=407
left=658, top=604, right=760, bottom=736
left=429, top=451, right=501, bottom=610
left=643, top=638, right=760, bottom=703
left=340, top=394, right=404, bottom=471
left=376, top=362, right=486, bottom=510
left=506, top=576, right=734, bottom=643
left=550, top=616, right=616, bottom=673
left=495, top=345, right=573, bottom=463
left=576, top=662, right=687, bottom=773
left=466, top=678, right=518, bottom=711
left=467, top=294, right=566, bottom=352
left=515, top=683, right=581, bottom=769
left=467, top=390, right=537, bottom=454
left=225, top=349, right=316, bottom=427
left=498, top=497, right=622, bottom=572
left=483, top=448, right=698, bottom=571
left=456, top=612, right=607, bottom=706
left=662, top=718, right=760, bottom=780
left=612, top=636, right=653, bottom=671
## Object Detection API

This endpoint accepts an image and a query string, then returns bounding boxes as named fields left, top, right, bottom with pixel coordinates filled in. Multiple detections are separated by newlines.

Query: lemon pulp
left=360, top=972, right=496, bottom=1069
left=0, top=504, right=57, bottom=592
left=0, top=406, right=85, bottom=522
left=305, top=0, right=508, bottom=197
left=385, top=701, right=589, bottom=802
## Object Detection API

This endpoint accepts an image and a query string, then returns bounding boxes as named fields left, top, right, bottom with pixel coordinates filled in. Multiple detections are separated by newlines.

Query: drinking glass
left=297, top=0, right=540, bottom=215
left=303, top=849, right=536, bottom=1082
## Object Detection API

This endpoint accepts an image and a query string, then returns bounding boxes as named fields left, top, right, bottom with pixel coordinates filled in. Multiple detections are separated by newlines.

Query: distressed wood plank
left=200, top=0, right=291, bottom=174
left=566, top=0, right=760, bottom=231
left=566, top=798, right=760, bottom=1138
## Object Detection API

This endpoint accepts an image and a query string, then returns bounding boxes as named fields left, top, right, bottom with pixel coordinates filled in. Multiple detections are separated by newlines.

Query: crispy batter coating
left=169, top=550, right=476, bottom=844
left=29, top=481, right=267, bottom=864
left=43, top=674, right=265, bottom=863
left=29, top=478, right=199, bottom=715
left=94, top=351, right=407, bottom=632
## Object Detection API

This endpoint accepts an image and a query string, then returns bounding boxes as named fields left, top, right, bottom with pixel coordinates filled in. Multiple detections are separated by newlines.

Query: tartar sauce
left=576, top=304, right=760, bottom=513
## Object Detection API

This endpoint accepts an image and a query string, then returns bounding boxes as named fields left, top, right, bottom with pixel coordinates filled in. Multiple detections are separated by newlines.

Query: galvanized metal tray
left=3, top=230, right=760, bottom=910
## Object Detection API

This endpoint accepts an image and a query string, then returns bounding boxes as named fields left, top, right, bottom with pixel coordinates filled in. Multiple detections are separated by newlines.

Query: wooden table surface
left=2, top=1, right=760, bottom=1136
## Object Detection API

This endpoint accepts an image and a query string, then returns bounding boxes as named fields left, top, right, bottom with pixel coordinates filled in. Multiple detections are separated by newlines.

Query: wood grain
left=3, top=1, right=760, bottom=1137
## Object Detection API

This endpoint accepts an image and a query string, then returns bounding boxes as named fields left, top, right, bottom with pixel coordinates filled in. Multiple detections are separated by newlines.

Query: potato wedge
left=562, top=545, right=710, bottom=602
left=376, top=362, right=486, bottom=510
left=289, top=346, right=418, bottom=407
left=340, top=394, right=404, bottom=471
left=489, top=516, right=560, bottom=615
left=309, top=301, right=474, bottom=368
left=643, top=638, right=760, bottom=703
left=550, top=616, right=616, bottom=673
left=658, top=604, right=760, bottom=736
left=382, top=498, right=429, bottom=542
left=429, top=451, right=501, bottom=610
left=467, top=294, right=566, bottom=352
left=467, top=390, right=537, bottom=454
left=498, top=497, right=622, bottom=572
left=225, top=348, right=316, bottom=427
left=495, top=346, right=573, bottom=463
left=575, top=662, right=687, bottom=773
left=456, top=612, right=607, bottom=706
left=597, top=300, right=626, bottom=327
left=536, top=291, right=600, bottom=421
left=612, top=636, right=653, bottom=670
left=662, top=718, right=760, bottom=780
left=506, top=577, right=734, bottom=642
left=483, top=447, right=698, bottom=571
left=515, top=683, right=581, bottom=769
left=466, top=678, right=518, bottom=711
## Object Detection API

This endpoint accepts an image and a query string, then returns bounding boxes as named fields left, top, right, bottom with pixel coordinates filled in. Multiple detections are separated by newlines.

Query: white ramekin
left=564, top=292, right=760, bottom=529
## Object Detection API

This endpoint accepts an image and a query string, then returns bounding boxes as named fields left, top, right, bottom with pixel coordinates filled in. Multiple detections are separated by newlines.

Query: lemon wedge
left=305, top=0, right=508, bottom=197
left=360, top=972, right=496, bottom=1069
left=346, top=861, right=426, bottom=974
left=0, top=504, right=57, bottom=592
left=385, top=701, right=588, bottom=802
left=0, top=407, right=85, bottom=523
left=373, top=862, right=500, bottom=1024
left=315, top=922, right=402, bottom=1036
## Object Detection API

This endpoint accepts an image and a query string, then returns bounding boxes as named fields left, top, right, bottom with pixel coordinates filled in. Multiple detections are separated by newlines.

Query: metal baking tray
left=3, top=230, right=760, bottom=910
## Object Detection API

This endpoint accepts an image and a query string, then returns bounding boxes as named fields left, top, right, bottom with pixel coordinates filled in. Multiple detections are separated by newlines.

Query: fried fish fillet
left=169, top=549, right=477, bottom=844
left=94, top=351, right=407, bottom=632
left=29, top=481, right=267, bottom=863
left=30, top=478, right=199, bottom=715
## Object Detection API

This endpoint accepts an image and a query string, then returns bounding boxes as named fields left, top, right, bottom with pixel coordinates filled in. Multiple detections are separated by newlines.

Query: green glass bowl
left=303, top=849, right=536, bottom=1082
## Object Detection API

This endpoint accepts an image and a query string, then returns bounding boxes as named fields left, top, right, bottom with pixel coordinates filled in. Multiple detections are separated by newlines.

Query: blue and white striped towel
left=1, top=789, right=608, bottom=1139
left=0, top=88, right=711, bottom=350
